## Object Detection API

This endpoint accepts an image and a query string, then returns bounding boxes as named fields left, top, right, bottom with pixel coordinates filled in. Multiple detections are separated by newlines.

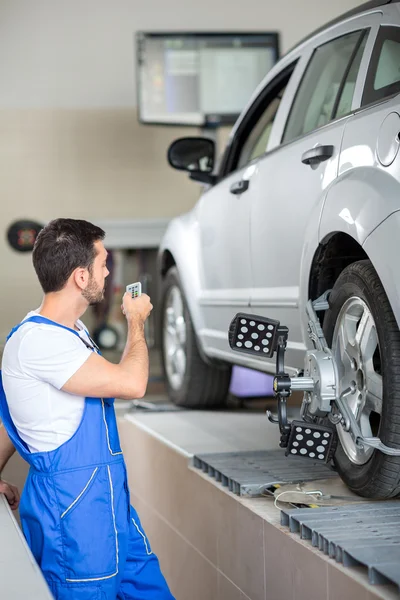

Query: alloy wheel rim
left=163, top=285, right=187, bottom=390
left=332, top=297, right=382, bottom=465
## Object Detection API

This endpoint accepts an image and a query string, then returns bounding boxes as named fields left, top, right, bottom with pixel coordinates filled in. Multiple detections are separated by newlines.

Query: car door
left=197, top=64, right=297, bottom=359
left=247, top=13, right=380, bottom=372
left=196, top=166, right=253, bottom=356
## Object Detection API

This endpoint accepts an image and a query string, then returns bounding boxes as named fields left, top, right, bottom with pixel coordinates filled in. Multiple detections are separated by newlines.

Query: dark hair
left=32, top=218, right=105, bottom=293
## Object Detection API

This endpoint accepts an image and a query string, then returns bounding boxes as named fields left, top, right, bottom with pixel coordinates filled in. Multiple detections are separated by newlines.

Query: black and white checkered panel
left=229, top=313, right=280, bottom=359
left=286, top=421, right=336, bottom=462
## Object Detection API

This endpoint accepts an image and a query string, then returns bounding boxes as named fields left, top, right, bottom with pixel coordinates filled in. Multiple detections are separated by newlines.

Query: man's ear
left=73, top=267, right=89, bottom=291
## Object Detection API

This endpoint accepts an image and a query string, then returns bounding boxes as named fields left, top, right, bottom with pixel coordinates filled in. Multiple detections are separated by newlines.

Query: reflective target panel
left=7, top=220, right=43, bottom=253
left=228, top=313, right=280, bottom=359
left=285, top=420, right=336, bottom=463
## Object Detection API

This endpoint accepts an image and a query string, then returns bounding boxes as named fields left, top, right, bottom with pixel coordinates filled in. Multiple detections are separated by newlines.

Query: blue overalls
left=0, top=316, right=175, bottom=600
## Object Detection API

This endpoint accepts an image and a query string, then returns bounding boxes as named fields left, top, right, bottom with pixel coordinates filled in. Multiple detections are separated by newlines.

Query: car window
left=237, top=85, right=287, bottom=169
left=283, top=30, right=366, bottom=144
left=336, top=34, right=367, bottom=119
left=218, top=63, right=297, bottom=178
left=362, top=26, right=400, bottom=106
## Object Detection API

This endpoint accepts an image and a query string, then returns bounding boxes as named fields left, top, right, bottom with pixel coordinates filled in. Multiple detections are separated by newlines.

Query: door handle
left=230, top=179, right=250, bottom=195
left=301, top=145, right=334, bottom=166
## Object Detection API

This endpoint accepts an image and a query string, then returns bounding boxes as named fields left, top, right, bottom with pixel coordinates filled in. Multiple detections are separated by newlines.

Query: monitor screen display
left=136, top=32, right=279, bottom=127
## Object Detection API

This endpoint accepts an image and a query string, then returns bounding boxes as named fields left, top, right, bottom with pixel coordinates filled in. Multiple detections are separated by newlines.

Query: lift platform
left=119, top=406, right=400, bottom=600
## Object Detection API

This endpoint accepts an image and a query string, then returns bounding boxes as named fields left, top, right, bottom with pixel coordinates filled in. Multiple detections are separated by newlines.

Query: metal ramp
left=193, top=449, right=337, bottom=496
left=281, top=502, right=400, bottom=591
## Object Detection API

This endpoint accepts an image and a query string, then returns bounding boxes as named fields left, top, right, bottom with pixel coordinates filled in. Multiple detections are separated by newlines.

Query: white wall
left=0, top=0, right=364, bottom=340
left=0, top=0, right=364, bottom=108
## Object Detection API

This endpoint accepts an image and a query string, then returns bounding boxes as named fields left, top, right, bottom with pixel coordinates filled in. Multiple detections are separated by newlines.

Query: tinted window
left=219, top=64, right=296, bottom=176
left=283, top=31, right=366, bottom=143
left=237, top=83, right=287, bottom=169
left=336, top=34, right=367, bottom=118
left=362, top=26, right=400, bottom=106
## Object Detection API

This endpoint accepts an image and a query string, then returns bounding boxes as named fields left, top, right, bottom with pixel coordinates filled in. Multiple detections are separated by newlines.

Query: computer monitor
left=136, top=32, right=280, bottom=127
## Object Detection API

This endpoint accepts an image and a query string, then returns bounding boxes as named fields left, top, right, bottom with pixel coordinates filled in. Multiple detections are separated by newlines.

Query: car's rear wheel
left=323, top=260, right=400, bottom=498
left=160, top=267, right=232, bottom=408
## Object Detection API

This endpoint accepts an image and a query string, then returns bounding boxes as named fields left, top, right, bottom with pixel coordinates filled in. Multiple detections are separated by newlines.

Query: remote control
left=126, top=282, right=142, bottom=298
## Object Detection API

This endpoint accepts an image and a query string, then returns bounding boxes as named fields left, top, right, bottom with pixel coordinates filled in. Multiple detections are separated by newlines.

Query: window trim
left=361, top=25, right=400, bottom=107
left=236, top=87, right=286, bottom=170
left=217, top=61, right=298, bottom=181
left=331, top=30, right=368, bottom=119
left=281, top=29, right=367, bottom=145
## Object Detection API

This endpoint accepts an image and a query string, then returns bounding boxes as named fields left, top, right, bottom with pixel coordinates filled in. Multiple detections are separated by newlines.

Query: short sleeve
left=18, top=326, right=93, bottom=390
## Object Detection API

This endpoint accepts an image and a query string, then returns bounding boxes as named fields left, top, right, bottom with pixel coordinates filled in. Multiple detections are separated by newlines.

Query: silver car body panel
left=363, top=210, right=400, bottom=328
left=159, top=4, right=400, bottom=376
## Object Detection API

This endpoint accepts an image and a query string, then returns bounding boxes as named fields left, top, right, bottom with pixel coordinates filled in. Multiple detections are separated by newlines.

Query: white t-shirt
left=1, top=311, right=93, bottom=453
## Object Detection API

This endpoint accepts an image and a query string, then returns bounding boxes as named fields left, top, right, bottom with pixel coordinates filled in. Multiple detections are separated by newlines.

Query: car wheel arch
left=308, top=232, right=368, bottom=301
left=160, top=249, right=176, bottom=278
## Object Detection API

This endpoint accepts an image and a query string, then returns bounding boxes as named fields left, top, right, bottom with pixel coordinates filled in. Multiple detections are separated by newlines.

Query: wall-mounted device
left=6, top=220, right=43, bottom=253
left=136, top=31, right=280, bottom=127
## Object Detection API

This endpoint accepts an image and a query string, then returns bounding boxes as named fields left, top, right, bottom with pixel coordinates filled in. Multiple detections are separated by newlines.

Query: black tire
left=93, top=323, right=119, bottom=351
left=160, top=267, right=232, bottom=408
left=323, top=260, right=400, bottom=498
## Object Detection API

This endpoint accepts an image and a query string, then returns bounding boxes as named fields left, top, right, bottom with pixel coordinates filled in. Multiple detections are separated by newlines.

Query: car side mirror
left=167, top=137, right=217, bottom=185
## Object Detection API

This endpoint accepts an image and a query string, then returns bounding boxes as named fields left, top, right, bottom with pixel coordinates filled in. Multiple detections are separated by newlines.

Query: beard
left=82, top=275, right=105, bottom=306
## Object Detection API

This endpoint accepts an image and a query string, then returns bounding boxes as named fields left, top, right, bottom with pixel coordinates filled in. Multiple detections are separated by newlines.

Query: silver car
left=158, top=0, right=400, bottom=498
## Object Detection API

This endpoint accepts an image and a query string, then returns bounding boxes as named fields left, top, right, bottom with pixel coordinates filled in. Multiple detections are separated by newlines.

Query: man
left=0, top=218, right=175, bottom=600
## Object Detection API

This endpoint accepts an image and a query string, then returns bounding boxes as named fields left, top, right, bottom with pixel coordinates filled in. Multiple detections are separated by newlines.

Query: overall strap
left=6, top=315, right=99, bottom=351
left=1, top=315, right=99, bottom=459
left=12, top=315, right=82, bottom=338
left=6, top=315, right=81, bottom=342
left=0, top=373, right=31, bottom=455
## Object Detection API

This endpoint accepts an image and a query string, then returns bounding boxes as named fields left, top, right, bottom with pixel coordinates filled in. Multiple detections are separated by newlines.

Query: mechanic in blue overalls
left=0, top=218, right=175, bottom=600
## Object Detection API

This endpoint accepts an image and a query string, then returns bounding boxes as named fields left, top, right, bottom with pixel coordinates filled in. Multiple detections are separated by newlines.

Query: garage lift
left=228, top=293, right=400, bottom=462
left=190, top=294, right=400, bottom=594
left=226, top=299, right=400, bottom=592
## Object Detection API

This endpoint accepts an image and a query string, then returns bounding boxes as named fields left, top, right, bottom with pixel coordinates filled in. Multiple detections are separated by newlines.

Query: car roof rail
left=285, top=0, right=395, bottom=58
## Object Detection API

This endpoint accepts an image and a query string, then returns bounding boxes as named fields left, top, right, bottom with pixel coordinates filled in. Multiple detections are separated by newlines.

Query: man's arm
left=0, top=424, right=20, bottom=511
left=62, top=292, right=152, bottom=400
